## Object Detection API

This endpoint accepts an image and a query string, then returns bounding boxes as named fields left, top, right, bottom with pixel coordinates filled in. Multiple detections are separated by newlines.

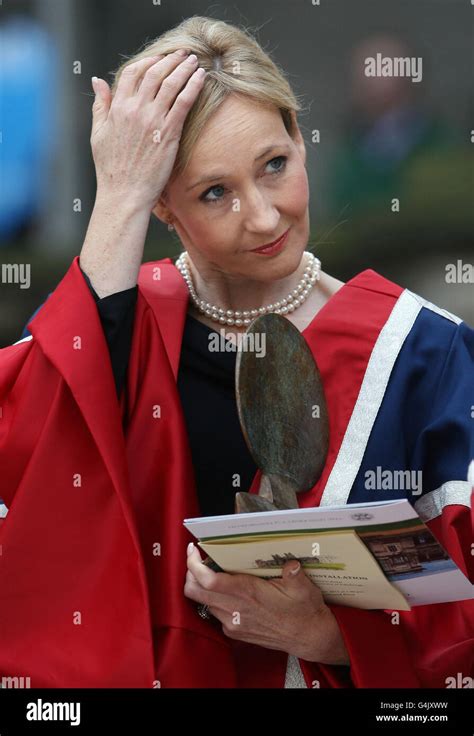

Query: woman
left=0, top=16, right=472, bottom=689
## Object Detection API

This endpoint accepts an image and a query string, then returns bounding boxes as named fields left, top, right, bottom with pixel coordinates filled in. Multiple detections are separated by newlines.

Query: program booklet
left=184, top=499, right=474, bottom=610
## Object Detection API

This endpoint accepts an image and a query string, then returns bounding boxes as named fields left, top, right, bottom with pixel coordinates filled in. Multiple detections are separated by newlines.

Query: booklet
left=184, top=499, right=474, bottom=610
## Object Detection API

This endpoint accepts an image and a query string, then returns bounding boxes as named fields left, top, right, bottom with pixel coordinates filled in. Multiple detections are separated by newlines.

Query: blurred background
left=0, top=0, right=472, bottom=345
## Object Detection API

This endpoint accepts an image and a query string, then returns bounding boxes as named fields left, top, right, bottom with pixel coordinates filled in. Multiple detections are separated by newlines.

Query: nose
left=243, top=186, right=280, bottom=236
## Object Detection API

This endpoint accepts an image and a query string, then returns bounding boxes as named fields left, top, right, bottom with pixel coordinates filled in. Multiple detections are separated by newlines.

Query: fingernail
left=177, top=48, right=189, bottom=56
left=290, top=562, right=301, bottom=576
left=91, top=76, right=98, bottom=92
left=187, top=542, right=195, bottom=556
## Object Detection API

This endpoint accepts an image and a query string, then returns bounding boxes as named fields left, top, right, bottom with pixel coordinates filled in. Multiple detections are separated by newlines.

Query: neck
left=185, top=252, right=312, bottom=313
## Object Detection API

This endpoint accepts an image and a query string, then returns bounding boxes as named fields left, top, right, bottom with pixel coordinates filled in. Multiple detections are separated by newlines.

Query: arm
left=80, top=267, right=137, bottom=398
left=17, top=52, right=206, bottom=393
left=18, top=269, right=137, bottom=400
left=80, top=51, right=206, bottom=297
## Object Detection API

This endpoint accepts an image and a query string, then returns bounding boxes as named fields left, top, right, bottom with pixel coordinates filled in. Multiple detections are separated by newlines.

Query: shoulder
left=349, top=267, right=471, bottom=347
left=398, top=287, right=472, bottom=362
left=370, top=281, right=474, bottom=420
left=336, top=268, right=473, bottom=389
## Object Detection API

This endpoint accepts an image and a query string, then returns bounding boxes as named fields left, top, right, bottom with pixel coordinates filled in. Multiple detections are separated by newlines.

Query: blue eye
left=200, top=184, right=226, bottom=204
left=266, top=155, right=287, bottom=174
left=199, top=155, right=288, bottom=204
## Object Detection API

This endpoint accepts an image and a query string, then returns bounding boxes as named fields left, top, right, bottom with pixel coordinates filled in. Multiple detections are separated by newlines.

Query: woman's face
left=153, top=94, right=310, bottom=282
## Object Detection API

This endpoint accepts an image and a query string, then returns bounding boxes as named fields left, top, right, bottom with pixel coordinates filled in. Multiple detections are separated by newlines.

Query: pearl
left=175, top=251, right=321, bottom=325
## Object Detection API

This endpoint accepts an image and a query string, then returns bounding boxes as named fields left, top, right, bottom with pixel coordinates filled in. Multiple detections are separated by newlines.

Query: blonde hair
left=111, top=15, right=304, bottom=182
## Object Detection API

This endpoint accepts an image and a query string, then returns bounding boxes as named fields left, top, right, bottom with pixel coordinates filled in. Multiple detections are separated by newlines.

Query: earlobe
left=152, top=196, right=172, bottom=226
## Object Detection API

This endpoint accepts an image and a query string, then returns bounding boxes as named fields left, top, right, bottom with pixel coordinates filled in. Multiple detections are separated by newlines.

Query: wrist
left=94, top=188, right=153, bottom=220
left=80, top=190, right=151, bottom=298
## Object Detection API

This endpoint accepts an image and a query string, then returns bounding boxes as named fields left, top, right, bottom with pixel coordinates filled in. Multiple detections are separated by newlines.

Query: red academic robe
left=0, top=255, right=472, bottom=688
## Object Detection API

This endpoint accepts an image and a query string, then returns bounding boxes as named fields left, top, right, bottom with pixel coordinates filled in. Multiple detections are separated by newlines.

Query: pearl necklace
left=175, top=250, right=321, bottom=327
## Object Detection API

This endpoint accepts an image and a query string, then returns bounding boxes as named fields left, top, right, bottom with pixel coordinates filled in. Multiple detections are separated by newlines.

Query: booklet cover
left=184, top=499, right=474, bottom=610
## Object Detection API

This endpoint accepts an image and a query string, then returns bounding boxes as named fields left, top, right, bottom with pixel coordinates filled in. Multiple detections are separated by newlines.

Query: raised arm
left=79, top=50, right=206, bottom=297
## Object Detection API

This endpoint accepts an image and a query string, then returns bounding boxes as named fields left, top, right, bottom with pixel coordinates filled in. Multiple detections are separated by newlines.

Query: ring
left=197, top=603, right=211, bottom=619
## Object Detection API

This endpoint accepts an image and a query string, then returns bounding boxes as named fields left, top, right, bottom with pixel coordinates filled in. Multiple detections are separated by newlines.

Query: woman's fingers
left=89, top=48, right=207, bottom=213
left=186, top=545, right=217, bottom=588
left=112, top=54, right=164, bottom=103
left=164, top=67, right=206, bottom=131
left=184, top=576, right=228, bottom=609
left=137, top=49, right=192, bottom=103
left=91, top=77, right=112, bottom=132
left=149, top=53, right=199, bottom=108
left=186, top=545, right=249, bottom=599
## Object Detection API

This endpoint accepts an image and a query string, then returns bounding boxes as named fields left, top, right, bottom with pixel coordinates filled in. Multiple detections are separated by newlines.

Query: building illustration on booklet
left=359, top=521, right=452, bottom=579
left=255, top=552, right=345, bottom=571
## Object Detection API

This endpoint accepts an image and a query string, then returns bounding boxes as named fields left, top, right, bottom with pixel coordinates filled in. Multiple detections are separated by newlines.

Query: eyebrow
left=186, top=143, right=290, bottom=192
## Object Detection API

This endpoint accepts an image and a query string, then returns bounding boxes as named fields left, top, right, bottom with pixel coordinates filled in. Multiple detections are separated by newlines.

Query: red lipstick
left=250, top=227, right=290, bottom=256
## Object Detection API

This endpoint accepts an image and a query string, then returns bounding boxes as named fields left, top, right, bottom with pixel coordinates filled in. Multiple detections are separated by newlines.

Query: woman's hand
left=90, top=50, right=206, bottom=212
left=80, top=50, right=206, bottom=297
left=185, top=543, right=350, bottom=666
